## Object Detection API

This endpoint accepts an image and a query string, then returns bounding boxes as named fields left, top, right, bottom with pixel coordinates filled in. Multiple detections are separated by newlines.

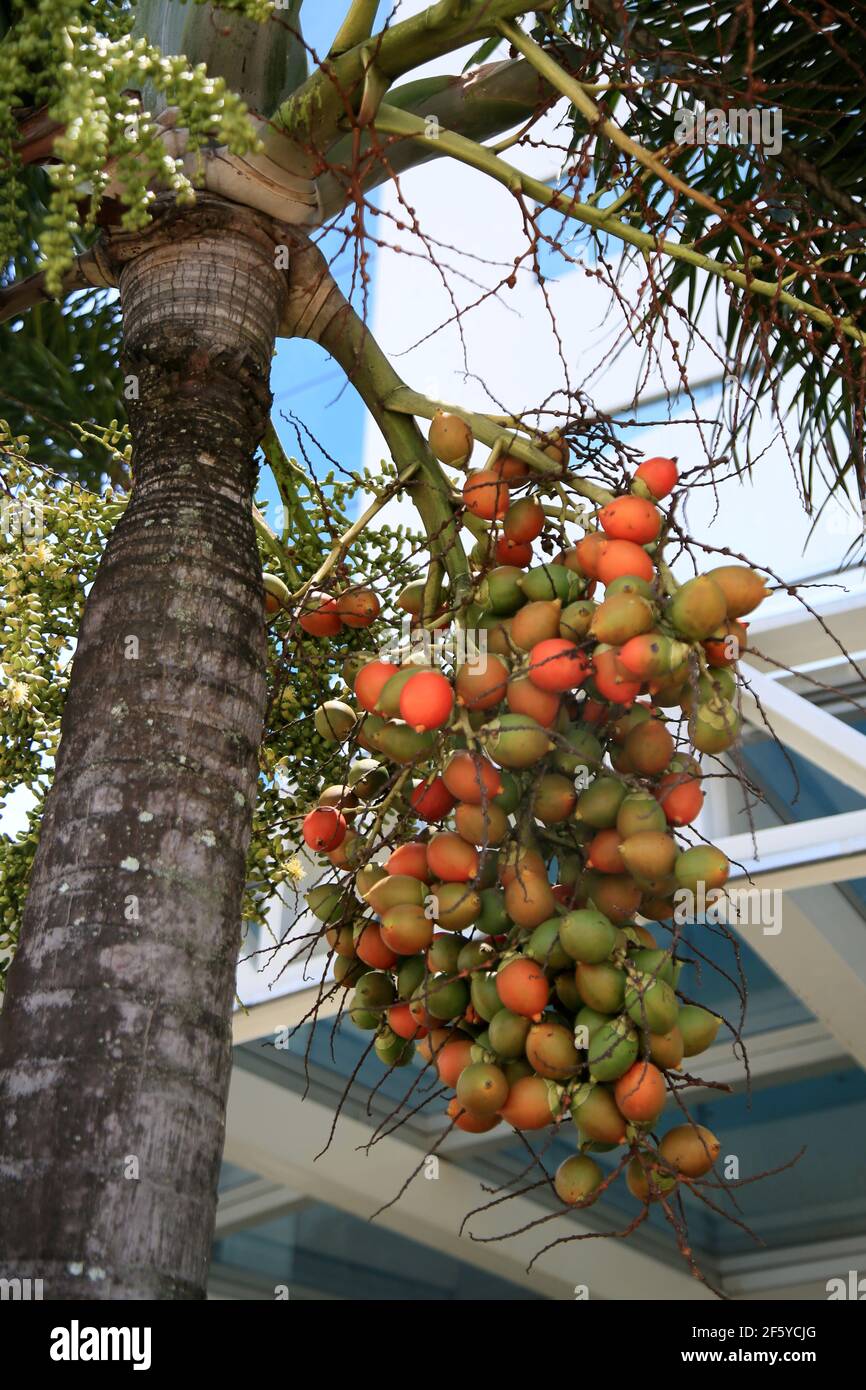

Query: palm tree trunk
left=0, top=197, right=286, bottom=1299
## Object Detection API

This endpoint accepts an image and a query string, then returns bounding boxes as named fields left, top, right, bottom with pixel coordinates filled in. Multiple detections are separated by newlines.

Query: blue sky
left=257, top=3, right=394, bottom=525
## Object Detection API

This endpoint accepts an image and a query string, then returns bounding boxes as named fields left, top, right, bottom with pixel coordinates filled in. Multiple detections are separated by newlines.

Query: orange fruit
left=527, top=638, right=590, bottom=692
left=399, top=669, right=454, bottom=731
left=506, top=675, right=560, bottom=726
left=302, top=806, right=347, bottom=852
left=504, top=872, right=556, bottom=929
left=427, top=832, right=479, bottom=883
left=436, top=1038, right=475, bottom=1089
left=599, top=496, right=662, bottom=545
left=442, top=751, right=502, bottom=804
left=503, top=496, right=545, bottom=543
left=614, top=1060, right=667, bottom=1122
left=355, top=922, right=399, bottom=970
left=490, top=453, right=530, bottom=481
left=659, top=1123, right=720, bottom=1177
left=386, top=841, right=431, bottom=881
left=656, top=771, right=704, bottom=826
left=455, top=655, right=509, bottom=710
left=335, top=587, right=380, bottom=628
left=592, top=648, right=641, bottom=704
left=354, top=660, right=400, bottom=712
left=496, top=958, right=550, bottom=1017
left=596, top=539, right=654, bottom=586
left=299, top=590, right=342, bottom=636
left=499, top=1074, right=554, bottom=1130
left=634, top=456, right=678, bottom=499
left=447, top=1097, right=501, bottom=1133
left=463, top=469, right=509, bottom=520
left=574, top=533, right=608, bottom=578
left=410, top=776, right=456, bottom=821
left=495, top=534, right=533, bottom=566
left=428, top=410, right=473, bottom=465
left=587, top=828, right=626, bottom=874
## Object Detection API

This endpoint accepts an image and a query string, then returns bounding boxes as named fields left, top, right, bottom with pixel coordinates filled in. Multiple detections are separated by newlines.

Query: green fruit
left=554, top=1154, right=603, bottom=1205
left=625, top=974, right=680, bottom=1033
left=484, top=713, right=552, bottom=768
left=493, top=771, right=521, bottom=814
left=504, top=1058, right=534, bottom=1085
left=559, top=599, right=596, bottom=641
left=668, top=575, right=728, bottom=640
left=526, top=1020, right=581, bottom=1079
left=574, top=1006, right=609, bottom=1044
left=526, top=917, right=571, bottom=971
left=678, top=1005, right=721, bottom=1056
left=343, top=651, right=377, bottom=687
left=397, top=955, right=427, bottom=1000
left=374, top=1029, right=415, bottom=1066
left=349, top=1006, right=380, bottom=1030
left=354, top=970, right=397, bottom=1011
left=456, top=1061, right=509, bottom=1114
left=588, top=1019, right=639, bottom=1081
left=347, top=759, right=389, bottom=798
left=314, top=700, right=356, bottom=742
left=356, top=713, right=388, bottom=753
left=470, top=971, right=505, bottom=1022
left=434, top=882, right=483, bottom=931
left=477, top=887, right=510, bottom=935
left=576, top=961, right=626, bottom=1014
left=306, top=884, right=345, bottom=923
left=590, top=592, right=655, bottom=645
left=425, top=975, right=470, bottom=1021
left=616, top=794, right=667, bottom=838
left=674, top=845, right=729, bottom=895
left=691, top=698, right=741, bottom=753
left=397, top=581, right=426, bottom=615
left=570, top=1084, right=627, bottom=1144
left=374, top=720, right=436, bottom=764
left=334, top=955, right=370, bottom=988
left=631, top=947, right=678, bottom=988
left=554, top=727, right=603, bottom=776
left=627, top=1155, right=678, bottom=1202
left=558, top=908, right=617, bottom=964
left=457, top=938, right=497, bottom=973
left=553, top=971, right=581, bottom=1011
left=478, top=566, right=526, bottom=615
left=428, top=935, right=463, bottom=975
left=606, top=574, right=654, bottom=600
left=520, top=563, right=581, bottom=603
left=364, top=874, right=425, bottom=914
left=377, top=667, right=427, bottom=718
left=575, top=777, right=628, bottom=828
left=680, top=667, right=736, bottom=711
left=489, top=1008, right=531, bottom=1059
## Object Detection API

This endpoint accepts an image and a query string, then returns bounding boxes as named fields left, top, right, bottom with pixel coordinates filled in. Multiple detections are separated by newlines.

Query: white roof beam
left=224, top=1060, right=714, bottom=1301
left=739, top=661, right=866, bottom=798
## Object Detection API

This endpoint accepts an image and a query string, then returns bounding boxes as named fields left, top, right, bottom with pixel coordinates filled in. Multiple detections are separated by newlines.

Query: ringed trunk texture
left=0, top=198, right=286, bottom=1299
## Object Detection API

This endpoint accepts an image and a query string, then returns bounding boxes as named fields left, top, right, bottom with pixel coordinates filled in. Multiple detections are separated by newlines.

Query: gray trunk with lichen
left=0, top=200, right=286, bottom=1299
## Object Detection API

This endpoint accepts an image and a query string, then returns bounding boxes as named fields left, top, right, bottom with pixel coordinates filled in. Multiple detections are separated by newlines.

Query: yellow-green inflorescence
left=0, top=426, right=421, bottom=984
left=0, top=0, right=273, bottom=294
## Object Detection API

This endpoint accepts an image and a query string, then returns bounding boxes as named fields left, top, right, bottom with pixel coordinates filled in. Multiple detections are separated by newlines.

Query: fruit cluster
left=299, top=421, right=769, bottom=1211
left=264, top=573, right=381, bottom=634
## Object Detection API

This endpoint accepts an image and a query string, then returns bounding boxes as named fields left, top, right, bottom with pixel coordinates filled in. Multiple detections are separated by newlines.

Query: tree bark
left=0, top=197, right=286, bottom=1299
